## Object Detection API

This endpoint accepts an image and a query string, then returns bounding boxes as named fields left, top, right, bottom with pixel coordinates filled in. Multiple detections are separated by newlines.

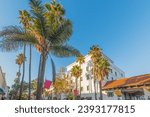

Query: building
left=66, top=54, right=125, bottom=99
left=102, top=74, right=150, bottom=100
left=0, top=66, right=8, bottom=98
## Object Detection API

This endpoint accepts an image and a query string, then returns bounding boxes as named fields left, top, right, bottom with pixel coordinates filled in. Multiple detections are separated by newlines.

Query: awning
left=122, top=88, right=143, bottom=94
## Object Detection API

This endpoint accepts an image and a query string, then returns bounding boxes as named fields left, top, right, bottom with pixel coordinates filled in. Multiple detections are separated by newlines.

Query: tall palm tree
left=96, top=57, right=110, bottom=100
left=18, top=10, right=32, bottom=100
left=29, top=0, right=80, bottom=100
left=70, top=65, right=82, bottom=99
left=76, top=54, right=85, bottom=99
left=0, top=0, right=80, bottom=100
left=88, top=45, right=102, bottom=100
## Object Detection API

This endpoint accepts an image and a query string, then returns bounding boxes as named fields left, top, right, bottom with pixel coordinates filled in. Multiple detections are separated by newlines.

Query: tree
left=19, top=10, right=32, bottom=100
left=20, top=81, right=29, bottom=100
left=96, top=57, right=110, bottom=100
left=15, top=53, right=24, bottom=98
left=70, top=65, right=82, bottom=99
left=16, top=53, right=24, bottom=81
left=10, top=78, right=20, bottom=99
left=0, top=0, right=80, bottom=100
left=76, top=54, right=85, bottom=99
left=88, top=45, right=102, bottom=100
left=53, top=74, right=72, bottom=100
left=10, top=80, right=28, bottom=100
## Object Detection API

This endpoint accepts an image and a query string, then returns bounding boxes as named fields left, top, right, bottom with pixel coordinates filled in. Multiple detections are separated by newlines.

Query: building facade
left=0, top=66, right=8, bottom=97
left=66, top=54, right=125, bottom=99
left=103, top=74, right=150, bottom=100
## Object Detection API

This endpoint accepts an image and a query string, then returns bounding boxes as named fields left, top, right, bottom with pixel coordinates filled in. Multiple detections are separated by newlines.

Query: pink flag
left=44, top=80, right=52, bottom=89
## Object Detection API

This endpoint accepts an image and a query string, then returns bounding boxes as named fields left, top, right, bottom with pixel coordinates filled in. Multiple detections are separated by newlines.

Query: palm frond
left=29, top=0, right=44, bottom=14
left=0, top=40, right=23, bottom=52
left=0, top=26, right=39, bottom=52
left=0, top=26, right=23, bottom=37
left=29, top=0, right=47, bottom=37
left=50, top=44, right=80, bottom=57
left=50, top=56, right=56, bottom=83
left=47, top=20, right=72, bottom=45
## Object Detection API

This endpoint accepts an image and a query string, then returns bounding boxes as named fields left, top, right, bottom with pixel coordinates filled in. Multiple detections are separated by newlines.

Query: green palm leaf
left=0, top=26, right=39, bottom=52
left=47, top=20, right=72, bottom=45
left=50, top=44, right=80, bottom=57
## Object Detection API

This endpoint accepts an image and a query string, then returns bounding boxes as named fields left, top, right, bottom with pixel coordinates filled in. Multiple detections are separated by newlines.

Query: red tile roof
left=103, top=74, right=150, bottom=90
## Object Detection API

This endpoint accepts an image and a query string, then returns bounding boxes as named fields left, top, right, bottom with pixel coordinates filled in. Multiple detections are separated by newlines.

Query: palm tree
left=76, top=54, right=85, bottom=99
left=0, top=0, right=80, bottom=100
left=19, top=10, right=32, bottom=100
left=96, top=57, right=110, bottom=100
left=15, top=53, right=25, bottom=99
left=18, top=10, right=32, bottom=100
left=29, top=0, right=80, bottom=100
left=15, top=54, right=24, bottom=99
left=18, top=44, right=26, bottom=100
left=28, top=44, right=32, bottom=100
left=88, top=45, right=102, bottom=100
left=70, top=65, right=82, bottom=99
left=16, top=53, right=24, bottom=81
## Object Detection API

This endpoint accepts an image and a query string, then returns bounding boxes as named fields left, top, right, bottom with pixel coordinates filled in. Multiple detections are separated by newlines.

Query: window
left=80, top=77, right=83, bottom=81
left=106, top=74, right=109, bottom=79
left=107, top=92, right=114, bottom=97
left=67, top=71, right=70, bottom=76
left=115, top=72, right=117, bottom=76
left=86, top=66, right=89, bottom=71
left=86, top=74, right=90, bottom=80
left=112, top=77, right=114, bottom=81
left=121, top=74, right=124, bottom=77
left=110, top=69, right=113, bottom=73
left=87, top=86, right=89, bottom=91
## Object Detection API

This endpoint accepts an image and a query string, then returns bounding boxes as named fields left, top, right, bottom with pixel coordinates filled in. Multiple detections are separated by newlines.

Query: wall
left=0, top=66, right=7, bottom=91
left=66, top=54, right=125, bottom=96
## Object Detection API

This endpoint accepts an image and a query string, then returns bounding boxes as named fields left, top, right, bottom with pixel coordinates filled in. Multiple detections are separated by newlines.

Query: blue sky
left=0, top=0, right=150, bottom=86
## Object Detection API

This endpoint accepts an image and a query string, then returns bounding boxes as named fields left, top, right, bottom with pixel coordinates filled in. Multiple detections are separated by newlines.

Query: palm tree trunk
left=36, top=54, right=47, bottom=100
left=75, top=78, right=78, bottom=100
left=28, top=44, right=32, bottom=100
left=15, top=65, right=21, bottom=99
left=18, top=65, right=21, bottom=83
left=94, top=79, right=97, bottom=100
left=36, top=55, right=42, bottom=100
left=19, top=44, right=26, bottom=100
left=99, top=80, right=103, bottom=100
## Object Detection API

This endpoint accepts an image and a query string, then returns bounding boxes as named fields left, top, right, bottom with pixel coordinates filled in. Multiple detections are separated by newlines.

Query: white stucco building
left=66, top=54, right=125, bottom=99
